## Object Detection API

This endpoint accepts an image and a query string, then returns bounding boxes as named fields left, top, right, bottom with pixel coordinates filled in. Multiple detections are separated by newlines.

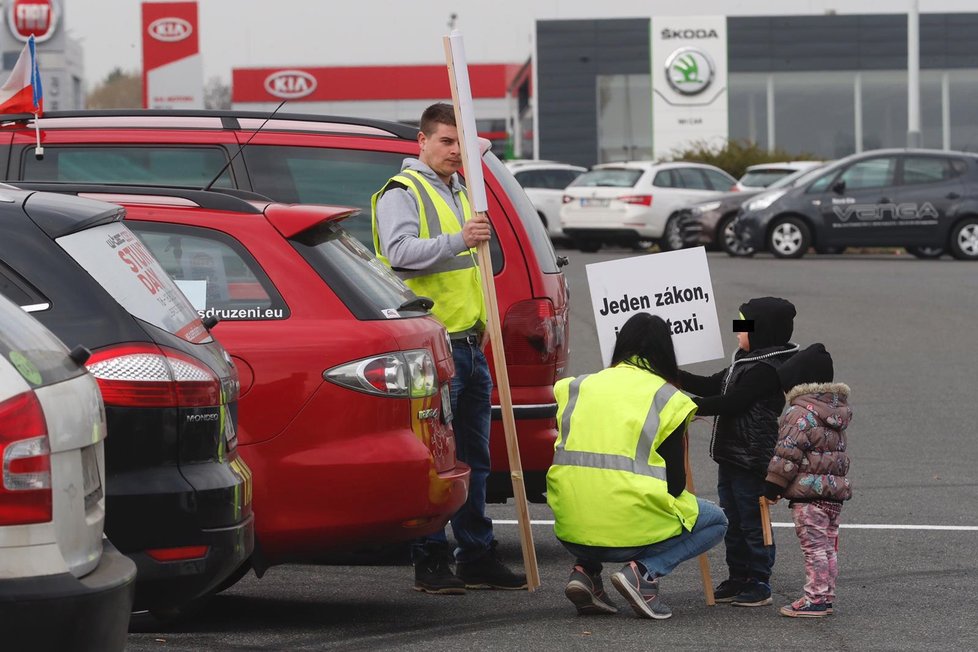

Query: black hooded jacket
left=679, top=297, right=799, bottom=475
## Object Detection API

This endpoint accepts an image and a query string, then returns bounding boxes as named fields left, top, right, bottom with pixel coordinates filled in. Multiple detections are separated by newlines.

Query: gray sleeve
left=375, top=187, right=468, bottom=270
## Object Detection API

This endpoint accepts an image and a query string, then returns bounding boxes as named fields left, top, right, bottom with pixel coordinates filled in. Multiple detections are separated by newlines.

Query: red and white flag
left=0, top=35, right=43, bottom=116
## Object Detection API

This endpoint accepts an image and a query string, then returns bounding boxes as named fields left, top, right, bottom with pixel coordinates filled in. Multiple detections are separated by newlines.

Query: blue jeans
left=415, top=340, right=495, bottom=562
left=717, top=462, right=776, bottom=583
left=559, top=499, right=727, bottom=577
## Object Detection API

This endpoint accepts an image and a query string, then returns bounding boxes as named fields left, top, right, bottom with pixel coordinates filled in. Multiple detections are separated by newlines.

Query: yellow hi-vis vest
left=370, top=169, right=486, bottom=334
left=546, top=362, right=699, bottom=548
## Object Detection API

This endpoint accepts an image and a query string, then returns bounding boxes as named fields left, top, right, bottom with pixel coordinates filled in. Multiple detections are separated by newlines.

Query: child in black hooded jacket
left=678, top=296, right=798, bottom=608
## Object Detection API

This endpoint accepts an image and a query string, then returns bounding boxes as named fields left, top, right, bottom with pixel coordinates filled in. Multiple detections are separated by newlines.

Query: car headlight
left=692, top=200, right=722, bottom=215
left=745, top=190, right=787, bottom=212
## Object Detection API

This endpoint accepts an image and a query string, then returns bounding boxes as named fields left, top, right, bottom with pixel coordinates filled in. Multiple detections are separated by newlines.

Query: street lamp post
left=907, top=0, right=922, bottom=148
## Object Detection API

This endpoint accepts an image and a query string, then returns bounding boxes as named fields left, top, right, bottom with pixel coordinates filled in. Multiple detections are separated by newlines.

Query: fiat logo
left=148, top=17, right=192, bottom=42
left=264, top=70, right=317, bottom=99
left=6, top=0, right=60, bottom=42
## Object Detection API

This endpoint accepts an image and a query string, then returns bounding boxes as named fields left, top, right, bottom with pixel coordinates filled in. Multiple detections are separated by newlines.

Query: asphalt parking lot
left=128, top=249, right=978, bottom=651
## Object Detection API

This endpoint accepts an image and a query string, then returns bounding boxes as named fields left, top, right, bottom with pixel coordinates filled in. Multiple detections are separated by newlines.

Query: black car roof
left=0, top=187, right=125, bottom=239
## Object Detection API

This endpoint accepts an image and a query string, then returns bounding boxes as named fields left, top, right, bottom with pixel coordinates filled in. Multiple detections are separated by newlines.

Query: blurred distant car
left=559, top=161, right=736, bottom=252
left=733, top=148, right=978, bottom=260
left=681, top=164, right=829, bottom=255
left=0, top=187, right=253, bottom=614
left=0, top=294, right=135, bottom=651
left=731, top=161, right=823, bottom=192
left=505, top=160, right=586, bottom=240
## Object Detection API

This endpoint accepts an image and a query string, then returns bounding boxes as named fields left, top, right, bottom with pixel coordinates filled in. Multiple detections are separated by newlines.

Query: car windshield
left=770, top=164, right=828, bottom=189
left=569, top=168, right=643, bottom=188
left=739, top=169, right=794, bottom=188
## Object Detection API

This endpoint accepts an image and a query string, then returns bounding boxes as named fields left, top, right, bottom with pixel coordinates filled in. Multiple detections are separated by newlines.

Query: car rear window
left=0, top=295, right=84, bottom=386
left=289, top=220, right=424, bottom=321
left=570, top=168, right=642, bottom=188
left=21, top=146, right=234, bottom=188
left=483, top=152, right=560, bottom=274
left=56, top=222, right=212, bottom=344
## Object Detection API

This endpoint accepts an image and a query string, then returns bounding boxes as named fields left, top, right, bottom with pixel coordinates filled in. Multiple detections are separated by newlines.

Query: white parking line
left=492, top=519, right=978, bottom=531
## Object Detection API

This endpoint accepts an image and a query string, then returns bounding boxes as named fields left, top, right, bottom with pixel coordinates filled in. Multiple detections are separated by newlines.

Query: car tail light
left=324, top=349, right=437, bottom=398
left=145, top=545, right=209, bottom=562
left=0, top=391, right=52, bottom=526
left=86, top=343, right=222, bottom=408
left=618, top=195, right=653, bottom=206
left=503, top=299, right=564, bottom=366
left=562, top=195, right=574, bottom=204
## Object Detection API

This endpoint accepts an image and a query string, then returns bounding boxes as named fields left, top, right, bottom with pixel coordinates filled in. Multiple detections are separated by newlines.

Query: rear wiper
left=397, top=296, right=434, bottom=312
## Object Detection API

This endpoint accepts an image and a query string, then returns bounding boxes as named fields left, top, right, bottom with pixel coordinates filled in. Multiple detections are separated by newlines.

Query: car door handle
left=947, top=192, right=961, bottom=199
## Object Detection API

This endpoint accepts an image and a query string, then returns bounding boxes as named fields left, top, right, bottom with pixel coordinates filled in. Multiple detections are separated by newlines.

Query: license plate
left=440, top=383, right=453, bottom=424
left=581, top=198, right=610, bottom=208
left=81, top=446, right=103, bottom=510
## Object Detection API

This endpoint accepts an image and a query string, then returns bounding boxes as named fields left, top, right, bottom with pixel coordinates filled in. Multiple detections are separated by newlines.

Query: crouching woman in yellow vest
left=547, top=313, right=728, bottom=620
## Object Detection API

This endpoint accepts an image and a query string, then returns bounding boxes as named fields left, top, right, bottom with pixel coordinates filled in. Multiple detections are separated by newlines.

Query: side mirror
left=832, top=179, right=846, bottom=194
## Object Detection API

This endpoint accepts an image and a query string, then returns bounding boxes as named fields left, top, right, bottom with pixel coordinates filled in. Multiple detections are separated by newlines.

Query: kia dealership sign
left=147, top=17, right=193, bottom=42
left=264, top=70, right=317, bottom=99
left=5, top=0, right=61, bottom=42
left=142, top=1, right=203, bottom=109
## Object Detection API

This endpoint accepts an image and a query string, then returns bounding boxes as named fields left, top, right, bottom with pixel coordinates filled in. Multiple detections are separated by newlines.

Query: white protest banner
left=585, top=247, right=724, bottom=367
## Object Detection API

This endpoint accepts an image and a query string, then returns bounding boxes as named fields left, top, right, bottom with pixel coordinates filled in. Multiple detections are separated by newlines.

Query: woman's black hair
left=610, top=313, right=679, bottom=383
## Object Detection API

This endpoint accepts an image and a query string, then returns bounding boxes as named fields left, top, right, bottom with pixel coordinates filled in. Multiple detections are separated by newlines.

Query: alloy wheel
left=771, top=222, right=803, bottom=256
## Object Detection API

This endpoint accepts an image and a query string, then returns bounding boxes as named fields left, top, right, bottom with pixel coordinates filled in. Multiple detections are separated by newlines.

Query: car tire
left=768, top=217, right=810, bottom=259
left=949, top=217, right=978, bottom=260
left=659, top=214, right=684, bottom=251
left=905, top=245, right=944, bottom=259
left=577, top=240, right=601, bottom=253
left=718, top=214, right=755, bottom=257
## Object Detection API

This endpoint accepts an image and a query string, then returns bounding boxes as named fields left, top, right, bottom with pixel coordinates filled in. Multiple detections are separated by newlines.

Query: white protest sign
left=585, top=247, right=724, bottom=367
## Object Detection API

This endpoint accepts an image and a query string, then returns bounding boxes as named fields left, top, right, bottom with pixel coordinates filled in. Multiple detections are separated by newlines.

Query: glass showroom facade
left=536, top=14, right=978, bottom=166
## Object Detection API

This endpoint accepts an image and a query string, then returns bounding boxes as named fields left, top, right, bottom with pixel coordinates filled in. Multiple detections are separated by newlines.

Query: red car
left=19, top=183, right=470, bottom=577
left=0, top=110, right=570, bottom=502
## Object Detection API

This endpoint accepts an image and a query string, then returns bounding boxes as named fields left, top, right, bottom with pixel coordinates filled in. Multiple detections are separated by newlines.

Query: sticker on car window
left=8, top=350, right=42, bottom=385
left=175, top=279, right=208, bottom=311
left=382, top=309, right=400, bottom=319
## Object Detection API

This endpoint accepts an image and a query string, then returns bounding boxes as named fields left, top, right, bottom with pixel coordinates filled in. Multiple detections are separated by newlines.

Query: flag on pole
left=0, top=35, right=43, bottom=116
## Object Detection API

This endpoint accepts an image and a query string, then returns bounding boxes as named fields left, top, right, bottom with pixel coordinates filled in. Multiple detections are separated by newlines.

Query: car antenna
left=202, top=99, right=286, bottom=192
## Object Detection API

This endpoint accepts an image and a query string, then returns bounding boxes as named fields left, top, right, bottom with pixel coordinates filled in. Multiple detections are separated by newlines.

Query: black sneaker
left=564, top=565, right=618, bottom=615
left=414, top=544, right=466, bottom=595
left=714, top=578, right=748, bottom=603
left=731, top=580, right=773, bottom=607
left=456, top=545, right=527, bottom=590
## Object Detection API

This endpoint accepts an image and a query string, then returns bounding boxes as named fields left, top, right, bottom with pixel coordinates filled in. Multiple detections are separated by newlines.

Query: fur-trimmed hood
left=785, top=382, right=850, bottom=405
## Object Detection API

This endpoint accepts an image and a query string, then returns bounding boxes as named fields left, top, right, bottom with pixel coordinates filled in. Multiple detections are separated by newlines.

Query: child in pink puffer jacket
left=763, top=343, right=852, bottom=618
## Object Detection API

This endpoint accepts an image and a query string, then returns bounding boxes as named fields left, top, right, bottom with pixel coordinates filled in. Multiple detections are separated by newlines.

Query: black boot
left=456, top=542, right=527, bottom=590
left=414, top=543, right=466, bottom=595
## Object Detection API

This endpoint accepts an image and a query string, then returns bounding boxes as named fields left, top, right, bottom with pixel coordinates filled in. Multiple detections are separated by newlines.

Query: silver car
left=0, top=294, right=135, bottom=650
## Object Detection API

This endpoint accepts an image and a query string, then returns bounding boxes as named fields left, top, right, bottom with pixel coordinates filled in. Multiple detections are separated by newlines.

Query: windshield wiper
left=397, top=296, right=434, bottom=312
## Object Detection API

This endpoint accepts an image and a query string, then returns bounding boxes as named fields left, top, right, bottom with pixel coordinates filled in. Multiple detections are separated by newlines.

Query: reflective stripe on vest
left=553, top=376, right=678, bottom=481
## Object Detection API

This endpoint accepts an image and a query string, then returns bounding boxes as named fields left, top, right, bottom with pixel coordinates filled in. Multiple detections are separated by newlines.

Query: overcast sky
left=64, top=0, right=978, bottom=85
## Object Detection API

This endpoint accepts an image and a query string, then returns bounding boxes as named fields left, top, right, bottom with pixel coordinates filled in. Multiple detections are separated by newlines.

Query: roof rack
left=0, top=109, right=419, bottom=139
left=11, top=181, right=269, bottom=214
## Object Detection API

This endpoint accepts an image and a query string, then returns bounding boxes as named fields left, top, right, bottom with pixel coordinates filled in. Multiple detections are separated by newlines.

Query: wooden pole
left=683, top=432, right=715, bottom=606
left=443, top=32, right=540, bottom=591
left=759, top=497, right=774, bottom=546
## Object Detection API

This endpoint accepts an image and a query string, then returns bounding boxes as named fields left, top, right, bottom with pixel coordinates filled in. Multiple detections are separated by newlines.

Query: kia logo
left=264, top=70, right=317, bottom=99
left=148, top=17, right=193, bottom=42
left=6, top=0, right=60, bottom=42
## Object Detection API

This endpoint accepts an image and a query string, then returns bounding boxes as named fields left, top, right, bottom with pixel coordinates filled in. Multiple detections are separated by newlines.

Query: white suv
left=732, top=161, right=823, bottom=192
left=0, top=295, right=135, bottom=650
left=506, top=160, right=586, bottom=240
left=559, top=161, right=736, bottom=252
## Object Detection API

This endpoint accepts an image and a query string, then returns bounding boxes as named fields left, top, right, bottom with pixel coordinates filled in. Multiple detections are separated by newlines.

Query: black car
left=680, top=165, right=830, bottom=256
left=733, top=149, right=978, bottom=260
left=0, top=187, right=254, bottom=615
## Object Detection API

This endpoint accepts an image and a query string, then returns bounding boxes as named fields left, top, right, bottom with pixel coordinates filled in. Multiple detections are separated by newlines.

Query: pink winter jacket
left=765, top=382, right=853, bottom=503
